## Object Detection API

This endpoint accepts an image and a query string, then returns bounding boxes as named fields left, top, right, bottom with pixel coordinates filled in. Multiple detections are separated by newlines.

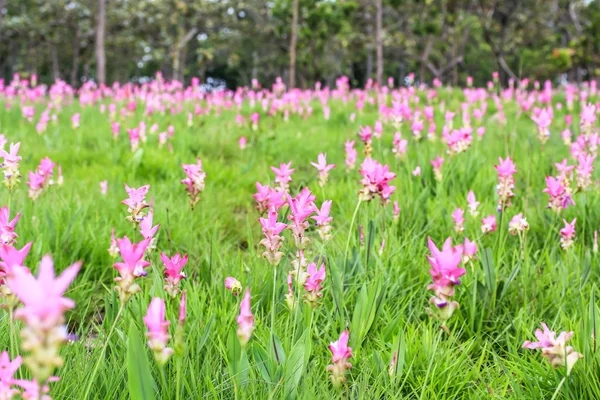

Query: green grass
left=0, top=90, right=599, bottom=399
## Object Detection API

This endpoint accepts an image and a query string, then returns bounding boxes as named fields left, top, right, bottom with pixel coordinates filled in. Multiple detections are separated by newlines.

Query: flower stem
left=550, top=377, right=566, bottom=400
left=82, top=303, right=125, bottom=399
left=343, top=199, right=362, bottom=270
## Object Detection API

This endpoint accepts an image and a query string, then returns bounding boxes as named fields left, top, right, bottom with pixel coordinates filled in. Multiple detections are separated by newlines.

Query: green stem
left=159, top=365, right=169, bottom=393
left=343, top=199, right=362, bottom=270
left=82, top=303, right=125, bottom=398
left=550, top=377, right=566, bottom=400
left=176, top=357, right=182, bottom=400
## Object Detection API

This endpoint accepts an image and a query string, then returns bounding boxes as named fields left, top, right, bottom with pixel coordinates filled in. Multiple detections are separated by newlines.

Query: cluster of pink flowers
left=543, top=176, right=575, bottom=212
left=259, top=207, right=287, bottom=266
left=358, top=157, right=396, bottom=203
left=358, top=126, right=373, bottom=156
left=481, top=214, right=497, bottom=234
left=392, top=132, right=408, bottom=157
left=113, top=236, right=152, bottom=303
left=181, top=158, right=206, bottom=209
left=508, top=213, right=530, bottom=236
left=531, top=107, right=552, bottom=144
left=522, top=323, right=582, bottom=375
left=313, top=200, right=333, bottom=241
left=253, top=182, right=286, bottom=214
left=495, top=157, right=516, bottom=210
left=160, top=252, right=188, bottom=297
left=27, top=157, right=61, bottom=200
left=303, top=262, right=326, bottom=307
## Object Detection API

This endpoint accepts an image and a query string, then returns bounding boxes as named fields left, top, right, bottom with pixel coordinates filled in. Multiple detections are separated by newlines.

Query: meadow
left=0, top=75, right=599, bottom=399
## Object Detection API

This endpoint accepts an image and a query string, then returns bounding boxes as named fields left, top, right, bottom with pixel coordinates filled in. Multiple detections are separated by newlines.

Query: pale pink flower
left=392, top=132, right=408, bottom=157
left=286, top=188, right=317, bottom=247
left=0, top=206, right=21, bottom=245
left=431, top=156, right=444, bottom=181
left=0, top=351, right=21, bottom=399
left=181, top=159, right=206, bottom=209
left=100, top=180, right=108, bottom=195
left=467, top=190, right=479, bottom=216
left=160, top=252, right=187, bottom=296
left=224, top=277, right=242, bottom=296
left=344, top=140, right=357, bottom=171
left=113, top=236, right=151, bottom=302
left=543, top=176, right=575, bottom=212
left=452, top=208, right=465, bottom=233
left=358, top=157, right=396, bottom=203
left=508, top=213, right=530, bottom=235
left=304, top=262, right=325, bottom=307
left=481, top=215, right=497, bottom=233
left=327, top=330, right=352, bottom=388
left=143, top=298, right=174, bottom=365
left=522, top=323, right=583, bottom=375
left=122, top=184, right=150, bottom=224
left=412, top=166, right=421, bottom=176
left=238, top=136, right=247, bottom=149
left=108, top=228, right=119, bottom=258
left=253, top=182, right=286, bottom=214
left=495, top=157, right=516, bottom=210
left=0, top=242, right=32, bottom=284
left=560, top=218, right=576, bottom=250
left=259, top=207, right=287, bottom=266
left=576, top=153, right=595, bottom=190
left=139, top=211, right=159, bottom=244
left=237, top=289, right=254, bottom=347
left=271, top=162, right=295, bottom=192
left=310, top=153, right=336, bottom=187
left=312, top=200, right=333, bottom=241
left=393, top=201, right=400, bottom=221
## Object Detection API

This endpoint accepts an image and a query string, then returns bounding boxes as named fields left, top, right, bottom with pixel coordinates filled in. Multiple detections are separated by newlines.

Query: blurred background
left=1, top=0, right=600, bottom=88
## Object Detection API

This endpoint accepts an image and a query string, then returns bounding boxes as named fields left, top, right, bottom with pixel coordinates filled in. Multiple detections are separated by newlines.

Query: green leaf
left=481, top=248, right=496, bottom=295
left=127, top=323, right=156, bottom=400
left=283, top=330, right=308, bottom=398
left=252, top=343, right=277, bottom=384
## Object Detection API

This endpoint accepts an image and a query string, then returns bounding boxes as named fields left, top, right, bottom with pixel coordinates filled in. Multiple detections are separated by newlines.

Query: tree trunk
left=0, top=0, right=5, bottom=43
left=71, top=27, right=81, bottom=87
left=375, top=0, right=383, bottom=86
left=95, top=0, right=106, bottom=85
left=288, top=0, right=299, bottom=89
left=51, top=42, right=60, bottom=81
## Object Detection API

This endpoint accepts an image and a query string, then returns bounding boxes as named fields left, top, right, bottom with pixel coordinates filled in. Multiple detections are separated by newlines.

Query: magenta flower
left=358, top=157, right=396, bottom=203
left=522, top=323, right=583, bottom=375
left=531, top=107, right=552, bottom=143
left=259, top=207, right=287, bottom=266
left=238, top=136, right=247, bottom=149
left=160, top=252, right=187, bottom=296
left=181, top=158, right=206, bottom=209
left=543, top=176, right=575, bottom=212
left=143, top=298, right=174, bottom=365
left=271, top=162, right=295, bottom=192
left=122, top=184, right=150, bottom=224
left=373, top=120, right=383, bottom=138
left=495, top=157, right=516, bottom=210
left=580, top=103, right=596, bottom=135
left=236, top=288, right=254, bottom=347
left=253, top=182, right=286, bottom=214
left=459, top=238, right=478, bottom=264
left=392, top=132, right=408, bottom=157
left=560, top=218, right=576, bottom=250
left=481, top=215, right=497, bottom=234
left=327, top=330, right=352, bottom=388
left=304, top=262, right=325, bottom=307
left=113, top=236, right=151, bottom=302
left=286, top=188, right=317, bottom=247
left=25, top=172, right=46, bottom=200
left=310, top=153, right=336, bottom=187
left=0, top=351, right=21, bottom=399
left=426, top=237, right=464, bottom=324
left=139, top=210, right=160, bottom=246
left=224, top=276, right=242, bottom=296
left=576, top=153, right=595, bottom=190
left=452, top=208, right=465, bottom=233
left=0, top=142, right=21, bottom=190
left=0, top=206, right=21, bottom=245
left=0, top=242, right=32, bottom=283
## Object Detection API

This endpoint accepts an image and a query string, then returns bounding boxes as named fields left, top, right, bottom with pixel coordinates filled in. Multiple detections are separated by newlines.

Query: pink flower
left=560, top=218, right=576, bottom=250
left=160, top=252, right=187, bottom=296
left=531, top=108, right=552, bottom=143
left=271, top=162, right=295, bottom=192
left=543, top=176, right=575, bottom=212
left=0, top=142, right=22, bottom=188
left=0, top=242, right=32, bottom=282
left=253, top=183, right=286, bottom=214
left=358, top=157, right=396, bottom=203
left=113, top=236, right=151, bottom=302
left=108, top=227, right=119, bottom=258
left=0, top=351, right=21, bottom=398
left=426, top=237, right=464, bottom=323
left=508, top=213, right=530, bottom=235
left=100, top=180, right=108, bottom=195
left=327, top=330, right=352, bottom=388
left=412, top=166, right=421, bottom=176
left=467, top=190, right=479, bottom=216
left=122, top=184, right=150, bottom=223
left=522, top=323, right=583, bottom=375
left=344, top=140, right=357, bottom=171
left=224, top=277, right=242, bottom=296
left=459, top=237, right=478, bottom=263
left=431, top=156, right=444, bottom=181
left=495, top=157, right=517, bottom=210
left=392, top=132, right=408, bottom=157
left=181, top=158, right=206, bottom=209
left=0, top=206, right=21, bottom=245
left=8, top=255, right=80, bottom=329
left=143, top=298, right=174, bottom=365
left=451, top=208, right=465, bottom=233
left=111, top=122, right=120, bottom=139
left=393, top=201, right=400, bottom=221
left=237, top=288, right=254, bottom=347
left=259, top=207, right=287, bottom=266
left=286, top=188, right=317, bottom=247
left=238, top=136, right=247, bottom=149
left=139, top=211, right=159, bottom=243
left=311, top=153, right=336, bottom=187
left=481, top=215, right=497, bottom=233
left=304, top=262, right=325, bottom=307
left=373, top=120, right=383, bottom=138
left=358, top=126, right=372, bottom=144
left=178, top=291, right=187, bottom=323
left=576, top=153, right=595, bottom=190
left=312, top=200, right=333, bottom=241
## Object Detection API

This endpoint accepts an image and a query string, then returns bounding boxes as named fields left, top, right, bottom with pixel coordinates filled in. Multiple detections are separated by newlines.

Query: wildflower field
left=1, top=75, right=600, bottom=399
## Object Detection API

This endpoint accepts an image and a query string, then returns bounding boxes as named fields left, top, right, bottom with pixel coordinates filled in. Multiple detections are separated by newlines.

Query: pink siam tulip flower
left=253, top=182, right=286, bottom=214
left=576, top=153, right=595, bottom=190
left=543, top=176, right=575, bottom=212
left=111, top=122, right=120, bottom=139
left=286, top=187, right=317, bottom=248
left=100, top=180, right=108, bottom=195
left=358, top=126, right=373, bottom=156
left=224, top=276, right=242, bottom=296
left=143, top=298, right=174, bottom=365
left=238, top=136, right=247, bottom=149
left=0, top=206, right=21, bottom=245
left=250, top=112, right=260, bottom=131
left=236, top=288, right=254, bottom=347
left=139, top=210, right=159, bottom=247
left=70, top=113, right=80, bottom=129
left=467, top=190, right=479, bottom=216
left=160, top=252, right=187, bottom=296
left=344, top=140, right=357, bottom=171
left=14, top=377, right=59, bottom=400
left=304, top=262, right=325, bottom=307
left=310, top=153, right=336, bottom=187
left=555, top=158, right=574, bottom=185
left=312, top=200, right=333, bottom=241
left=113, top=236, right=151, bottom=303
left=531, top=108, right=552, bottom=144
left=0, top=142, right=22, bottom=189
left=127, top=128, right=141, bottom=152
left=271, top=162, right=295, bottom=192
left=358, top=157, right=396, bottom=203
left=259, top=207, right=287, bottom=266
left=7, top=255, right=80, bottom=383
left=122, top=184, right=150, bottom=224
left=0, top=242, right=32, bottom=286
left=560, top=218, right=576, bottom=250
left=0, top=351, right=21, bottom=399
left=108, top=228, right=119, bottom=258
left=284, top=273, right=296, bottom=310
left=459, top=237, right=478, bottom=264
left=373, top=120, right=383, bottom=138
left=181, top=158, right=206, bottom=209
left=393, top=201, right=400, bottom=222
left=522, top=323, right=583, bottom=375
left=580, top=103, right=597, bottom=136
left=495, top=157, right=517, bottom=210
left=412, top=166, right=421, bottom=176
left=481, top=215, right=497, bottom=234
left=431, top=156, right=444, bottom=182
left=327, top=330, right=353, bottom=388
left=392, top=132, right=408, bottom=157
left=477, top=126, right=485, bottom=138
left=508, top=213, right=530, bottom=235
left=561, top=129, right=572, bottom=145
left=452, top=208, right=465, bottom=233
